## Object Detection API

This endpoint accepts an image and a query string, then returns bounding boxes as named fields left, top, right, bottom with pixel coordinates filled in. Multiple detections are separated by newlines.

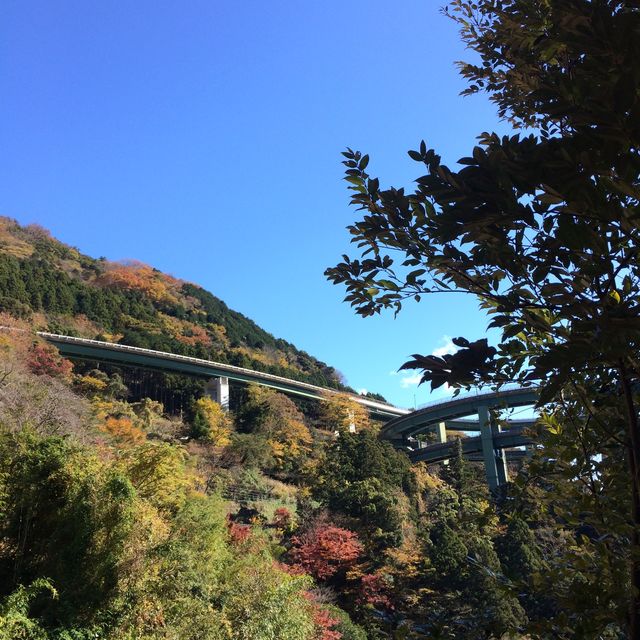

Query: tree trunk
left=620, top=360, right=640, bottom=639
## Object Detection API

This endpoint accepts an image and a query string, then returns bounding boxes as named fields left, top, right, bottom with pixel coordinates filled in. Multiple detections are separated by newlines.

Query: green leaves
left=399, top=338, right=498, bottom=390
left=326, top=1, right=640, bottom=636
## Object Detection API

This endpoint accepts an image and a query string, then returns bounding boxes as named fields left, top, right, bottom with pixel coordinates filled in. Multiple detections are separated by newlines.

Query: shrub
left=27, top=344, right=73, bottom=379
left=289, top=522, right=363, bottom=581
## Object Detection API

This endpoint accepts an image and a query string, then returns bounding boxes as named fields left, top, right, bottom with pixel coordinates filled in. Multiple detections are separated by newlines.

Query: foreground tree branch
left=327, top=1, right=640, bottom=636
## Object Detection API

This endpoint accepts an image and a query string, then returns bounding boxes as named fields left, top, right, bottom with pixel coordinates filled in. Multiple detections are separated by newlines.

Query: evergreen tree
left=465, top=536, right=528, bottom=638
left=429, top=521, right=468, bottom=584
left=440, top=437, right=485, bottom=519
left=497, top=515, right=543, bottom=583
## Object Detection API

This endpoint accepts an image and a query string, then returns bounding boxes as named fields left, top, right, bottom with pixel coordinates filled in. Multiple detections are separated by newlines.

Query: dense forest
left=0, top=217, right=348, bottom=391
left=0, top=227, right=632, bottom=638
left=0, top=316, right=578, bottom=640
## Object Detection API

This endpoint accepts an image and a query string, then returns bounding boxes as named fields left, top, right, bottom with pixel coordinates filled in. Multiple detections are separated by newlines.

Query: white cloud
left=432, top=335, right=458, bottom=357
left=358, top=388, right=368, bottom=395
left=400, top=372, right=423, bottom=388
left=441, top=382, right=455, bottom=396
left=394, top=337, right=459, bottom=390
left=396, top=336, right=459, bottom=390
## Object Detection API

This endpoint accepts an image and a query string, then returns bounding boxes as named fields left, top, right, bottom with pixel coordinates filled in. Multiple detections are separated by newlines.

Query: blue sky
left=0, top=1, right=514, bottom=408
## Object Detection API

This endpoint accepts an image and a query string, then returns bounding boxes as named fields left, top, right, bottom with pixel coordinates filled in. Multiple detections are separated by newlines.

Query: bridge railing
left=38, top=332, right=408, bottom=416
left=412, top=384, right=539, bottom=416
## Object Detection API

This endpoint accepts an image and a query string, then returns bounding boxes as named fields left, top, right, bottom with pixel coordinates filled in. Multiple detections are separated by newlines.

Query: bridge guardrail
left=415, top=384, right=539, bottom=413
left=38, top=332, right=409, bottom=416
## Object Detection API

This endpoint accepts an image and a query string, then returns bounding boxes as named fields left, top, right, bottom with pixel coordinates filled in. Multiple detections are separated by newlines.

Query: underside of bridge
left=381, top=387, right=539, bottom=490
left=42, top=332, right=538, bottom=489
left=40, top=332, right=407, bottom=421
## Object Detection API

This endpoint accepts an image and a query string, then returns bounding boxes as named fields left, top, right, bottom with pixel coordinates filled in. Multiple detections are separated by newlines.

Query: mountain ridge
left=0, top=216, right=352, bottom=391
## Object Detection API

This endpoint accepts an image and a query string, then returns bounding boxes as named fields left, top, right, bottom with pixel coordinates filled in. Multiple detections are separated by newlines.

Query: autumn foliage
left=358, top=573, right=394, bottom=610
left=191, top=396, right=232, bottom=445
left=319, top=392, right=370, bottom=433
left=27, top=344, right=73, bottom=379
left=97, top=261, right=181, bottom=304
left=228, top=521, right=251, bottom=545
left=272, top=507, right=292, bottom=530
left=241, top=385, right=313, bottom=467
left=289, top=523, right=363, bottom=581
left=310, top=603, right=342, bottom=640
left=102, top=416, right=145, bottom=445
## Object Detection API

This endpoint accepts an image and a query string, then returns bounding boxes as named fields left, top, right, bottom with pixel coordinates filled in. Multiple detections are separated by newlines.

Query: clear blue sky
left=0, top=0, right=513, bottom=408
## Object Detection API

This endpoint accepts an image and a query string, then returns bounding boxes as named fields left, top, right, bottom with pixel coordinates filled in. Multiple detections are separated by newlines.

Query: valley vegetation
left=0, top=316, right=575, bottom=639
left=2, top=0, right=639, bottom=637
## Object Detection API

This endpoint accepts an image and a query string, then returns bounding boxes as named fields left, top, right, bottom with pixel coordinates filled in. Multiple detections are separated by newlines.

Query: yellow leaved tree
left=318, top=392, right=371, bottom=434
left=191, top=396, right=233, bottom=446
left=241, top=385, right=313, bottom=468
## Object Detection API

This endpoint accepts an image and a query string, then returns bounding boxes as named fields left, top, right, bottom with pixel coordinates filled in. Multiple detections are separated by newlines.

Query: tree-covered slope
left=0, top=217, right=344, bottom=389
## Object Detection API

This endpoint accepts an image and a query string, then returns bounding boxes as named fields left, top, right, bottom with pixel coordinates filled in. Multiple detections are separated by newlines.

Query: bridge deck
left=408, top=427, right=533, bottom=464
left=40, top=332, right=408, bottom=420
left=382, top=386, right=538, bottom=439
left=38, top=331, right=539, bottom=483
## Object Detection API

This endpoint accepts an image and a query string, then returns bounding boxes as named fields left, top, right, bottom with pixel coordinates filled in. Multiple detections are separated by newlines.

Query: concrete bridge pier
left=494, top=423, right=510, bottom=487
left=205, top=376, right=230, bottom=411
left=478, top=405, right=499, bottom=491
left=436, top=422, right=449, bottom=465
left=490, top=417, right=510, bottom=486
left=478, top=405, right=510, bottom=490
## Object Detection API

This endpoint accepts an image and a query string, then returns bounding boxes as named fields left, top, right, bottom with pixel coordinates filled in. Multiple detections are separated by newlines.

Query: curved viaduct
left=39, top=332, right=406, bottom=421
left=382, top=387, right=539, bottom=489
left=40, top=333, right=538, bottom=488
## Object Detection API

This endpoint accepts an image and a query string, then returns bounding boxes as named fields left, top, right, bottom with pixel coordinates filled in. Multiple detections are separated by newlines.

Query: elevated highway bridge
left=39, top=332, right=539, bottom=489
left=383, top=387, right=539, bottom=489
left=39, top=332, right=406, bottom=421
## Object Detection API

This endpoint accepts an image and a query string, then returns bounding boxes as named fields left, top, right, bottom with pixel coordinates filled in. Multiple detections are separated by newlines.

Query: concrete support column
left=493, top=420, right=510, bottom=486
left=478, top=405, right=500, bottom=491
left=347, top=410, right=356, bottom=433
left=436, top=422, right=449, bottom=465
left=205, top=376, right=230, bottom=411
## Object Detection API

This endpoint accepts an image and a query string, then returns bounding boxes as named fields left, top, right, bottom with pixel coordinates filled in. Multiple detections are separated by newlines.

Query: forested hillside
left=0, top=217, right=344, bottom=389
left=0, top=316, right=551, bottom=640
left=0, top=318, right=599, bottom=639
left=0, top=217, right=563, bottom=640
left=0, top=213, right=632, bottom=638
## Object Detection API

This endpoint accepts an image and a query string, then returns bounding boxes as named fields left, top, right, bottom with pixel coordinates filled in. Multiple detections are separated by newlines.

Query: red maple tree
left=289, top=523, right=362, bottom=581
left=228, top=521, right=251, bottom=545
left=27, top=344, right=73, bottom=379
left=358, top=573, right=394, bottom=610
left=311, top=605, right=342, bottom=640
left=272, top=507, right=292, bottom=530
